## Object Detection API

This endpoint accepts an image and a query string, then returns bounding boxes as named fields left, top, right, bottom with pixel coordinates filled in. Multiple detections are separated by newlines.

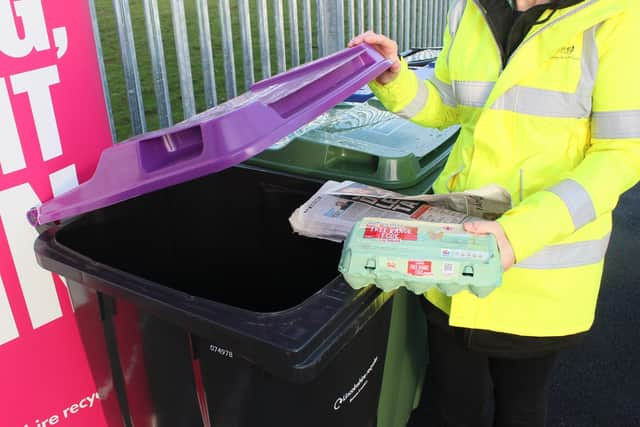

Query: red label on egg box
left=408, top=260, right=433, bottom=276
left=363, top=224, right=418, bottom=241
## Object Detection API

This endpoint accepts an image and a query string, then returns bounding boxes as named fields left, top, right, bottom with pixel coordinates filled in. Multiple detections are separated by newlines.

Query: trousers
left=421, top=301, right=568, bottom=427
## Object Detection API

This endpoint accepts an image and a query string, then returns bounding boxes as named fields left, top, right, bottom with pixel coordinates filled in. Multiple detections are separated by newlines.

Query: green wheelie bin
left=246, top=97, right=461, bottom=427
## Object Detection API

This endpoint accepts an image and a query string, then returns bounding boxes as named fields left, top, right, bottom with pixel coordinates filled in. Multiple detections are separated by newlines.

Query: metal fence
left=90, top=0, right=450, bottom=141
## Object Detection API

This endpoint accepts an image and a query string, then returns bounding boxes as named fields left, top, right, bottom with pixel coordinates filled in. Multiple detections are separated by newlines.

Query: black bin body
left=35, top=165, right=393, bottom=427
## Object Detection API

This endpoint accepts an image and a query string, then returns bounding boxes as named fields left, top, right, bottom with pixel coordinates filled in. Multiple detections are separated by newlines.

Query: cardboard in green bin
left=246, top=100, right=460, bottom=193
left=339, top=218, right=503, bottom=298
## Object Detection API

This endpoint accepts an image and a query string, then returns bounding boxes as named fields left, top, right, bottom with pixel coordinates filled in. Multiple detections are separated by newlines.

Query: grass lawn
left=94, top=0, right=321, bottom=140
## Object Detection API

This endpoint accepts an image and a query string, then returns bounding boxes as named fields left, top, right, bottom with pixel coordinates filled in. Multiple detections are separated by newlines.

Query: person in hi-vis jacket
left=349, top=0, right=640, bottom=425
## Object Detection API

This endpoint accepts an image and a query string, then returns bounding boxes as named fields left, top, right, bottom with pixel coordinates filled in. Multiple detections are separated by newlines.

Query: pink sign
left=0, top=0, right=115, bottom=425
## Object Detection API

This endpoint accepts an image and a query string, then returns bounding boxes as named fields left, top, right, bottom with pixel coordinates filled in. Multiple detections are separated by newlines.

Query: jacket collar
left=484, top=0, right=625, bottom=106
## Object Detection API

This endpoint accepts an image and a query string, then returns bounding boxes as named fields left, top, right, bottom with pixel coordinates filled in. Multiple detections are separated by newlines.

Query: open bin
left=31, top=46, right=425, bottom=427
left=37, top=165, right=393, bottom=426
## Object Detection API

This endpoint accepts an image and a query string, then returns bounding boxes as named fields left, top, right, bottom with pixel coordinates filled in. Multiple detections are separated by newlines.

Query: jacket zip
left=446, top=166, right=465, bottom=193
left=519, top=168, right=524, bottom=202
left=471, top=0, right=507, bottom=66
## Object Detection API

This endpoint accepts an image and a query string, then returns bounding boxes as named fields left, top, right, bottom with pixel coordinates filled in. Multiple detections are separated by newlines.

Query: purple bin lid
left=28, top=45, right=391, bottom=226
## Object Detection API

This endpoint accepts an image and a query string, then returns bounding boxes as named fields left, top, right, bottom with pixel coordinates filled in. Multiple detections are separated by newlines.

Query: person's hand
left=348, top=31, right=400, bottom=85
left=463, top=221, right=516, bottom=271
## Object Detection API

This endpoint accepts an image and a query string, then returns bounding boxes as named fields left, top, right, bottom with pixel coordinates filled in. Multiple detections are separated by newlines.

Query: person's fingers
left=463, top=221, right=489, bottom=234
left=364, top=34, right=396, bottom=53
left=348, top=35, right=363, bottom=47
left=349, top=30, right=377, bottom=47
left=464, top=221, right=506, bottom=241
left=349, top=32, right=397, bottom=57
left=362, top=33, right=383, bottom=45
left=463, top=221, right=515, bottom=271
left=348, top=31, right=399, bottom=84
left=348, top=32, right=368, bottom=47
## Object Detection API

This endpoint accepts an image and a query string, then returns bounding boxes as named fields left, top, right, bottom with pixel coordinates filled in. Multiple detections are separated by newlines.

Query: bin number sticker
left=209, top=344, right=233, bottom=358
left=408, top=260, right=432, bottom=276
left=364, top=224, right=418, bottom=241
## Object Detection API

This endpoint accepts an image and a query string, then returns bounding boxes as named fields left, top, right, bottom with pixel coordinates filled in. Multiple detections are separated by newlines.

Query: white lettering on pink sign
left=0, top=0, right=112, bottom=424
left=0, top=77, right=25, bottom=174
left=11, top=65, right=63, bottom=161
left=0, top=184, right=62, bottom=337
left=1, top=65, right=64, bottom=175
left=0, top=0, right=89, bottom=344
left=0, top=0, right=67, bottom=59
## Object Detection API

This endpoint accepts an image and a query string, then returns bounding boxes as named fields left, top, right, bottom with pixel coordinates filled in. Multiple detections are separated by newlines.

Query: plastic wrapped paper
left=289, top=181, right=472, bottom=242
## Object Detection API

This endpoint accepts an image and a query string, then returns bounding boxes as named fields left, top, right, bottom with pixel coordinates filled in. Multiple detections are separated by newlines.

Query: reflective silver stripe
left=452, top=80, right=494, bottom=107
left=448, top=0, right=466, bottom=37
left=575, top=23, right=599, bottom=114
left=427, top=75, right=457, bottom=107
left=592, top=111, right=640, bottom=139
left=397, top=73, right=429, bottom=119
left=516, top=233, right=610, bottom=269
left=491, top=25, right=599, bottom=118
left=548, top=179, right=596, bottom=230
left=492, top=86, right=590, bottom=118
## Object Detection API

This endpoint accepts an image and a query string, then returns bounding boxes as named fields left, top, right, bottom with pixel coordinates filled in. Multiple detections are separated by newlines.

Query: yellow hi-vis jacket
left=370, top=0, right=640, bottom=337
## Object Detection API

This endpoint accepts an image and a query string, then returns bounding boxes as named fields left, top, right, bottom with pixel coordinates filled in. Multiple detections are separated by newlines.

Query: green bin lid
left=246, top=100, right=459, bottom=193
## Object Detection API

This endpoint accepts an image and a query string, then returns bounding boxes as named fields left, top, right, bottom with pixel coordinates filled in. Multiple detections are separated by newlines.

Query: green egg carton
left=339, top=218, right=503, bottom=298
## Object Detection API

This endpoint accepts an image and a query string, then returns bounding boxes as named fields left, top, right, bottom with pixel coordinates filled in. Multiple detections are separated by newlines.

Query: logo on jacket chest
left=552, top=45, right=579, bottom=60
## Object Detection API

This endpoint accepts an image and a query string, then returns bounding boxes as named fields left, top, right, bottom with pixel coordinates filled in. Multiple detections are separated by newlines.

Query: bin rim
left=28, top=45, right=391, bottom=227
left=34, top=219, right=392, bottom=382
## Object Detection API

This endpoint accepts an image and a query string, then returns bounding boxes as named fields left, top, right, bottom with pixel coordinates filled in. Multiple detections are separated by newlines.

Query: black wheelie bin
left=30, top=46, right=423, bottom=427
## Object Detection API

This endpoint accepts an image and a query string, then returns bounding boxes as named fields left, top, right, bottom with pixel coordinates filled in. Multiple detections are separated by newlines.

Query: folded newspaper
left=289, top=180, right=512, bottom=242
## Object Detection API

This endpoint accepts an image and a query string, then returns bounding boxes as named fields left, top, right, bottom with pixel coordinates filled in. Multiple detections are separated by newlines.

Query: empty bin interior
left=55, top=166, right=343, bottom=312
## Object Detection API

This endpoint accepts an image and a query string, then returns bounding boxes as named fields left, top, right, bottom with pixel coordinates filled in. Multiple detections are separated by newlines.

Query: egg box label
left=408, top=260, right=433, bottom=276
left=363, top=223, right=418, bottom=241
